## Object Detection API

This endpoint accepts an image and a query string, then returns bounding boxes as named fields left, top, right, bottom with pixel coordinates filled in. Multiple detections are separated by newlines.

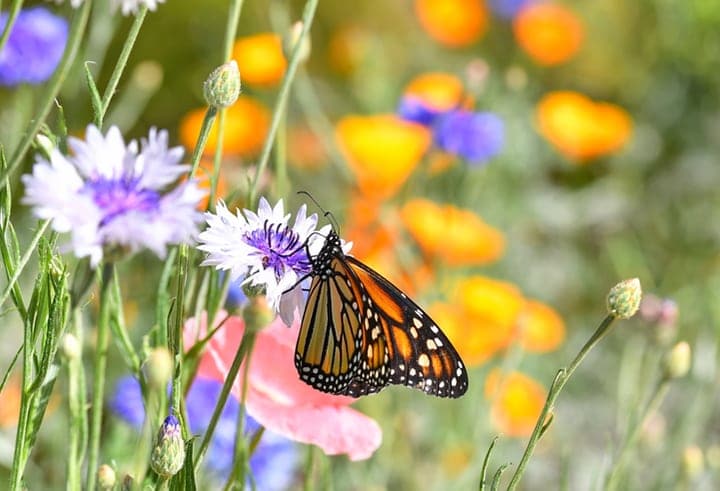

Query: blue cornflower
left=22, top=125, right=205, bottom=266
left=198, top=198, right=345, bottom=324
left=396, top=96, right=444, bottom=127
left=0, top=7, right=68, bottom=86
left=488, top=0, right=536, bottom=19
left=433, top=110, right=504, bottom=164
left=110, top=376, right=298, bottom=489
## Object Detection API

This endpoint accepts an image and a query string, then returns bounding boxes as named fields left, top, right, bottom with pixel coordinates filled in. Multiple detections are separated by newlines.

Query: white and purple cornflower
left=198, top=198, right=342, bottom=324
left=22, top=125, right=205, bottom=266
left=0, top=7, right=68, bottom=86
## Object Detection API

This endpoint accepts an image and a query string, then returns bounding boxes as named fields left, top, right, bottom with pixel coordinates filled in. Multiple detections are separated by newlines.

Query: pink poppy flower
left=184, top=311, right=382, bottom=461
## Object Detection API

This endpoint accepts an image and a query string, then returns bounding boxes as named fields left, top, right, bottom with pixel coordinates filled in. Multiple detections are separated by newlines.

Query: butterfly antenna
left=297, top=190, right=340, bottom=230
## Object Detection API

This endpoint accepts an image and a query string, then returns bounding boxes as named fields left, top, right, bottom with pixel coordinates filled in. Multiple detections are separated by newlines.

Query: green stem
left=0, top=0, right=23, bottom=57
left=169, top=245, right=190, bottom=419
left=86, top=264, right=116, bottom=491
left=226, top=333, right=257, bottom=489
left=0, top=0, right=92, bottom=189
left=506, top=315, right=617, bottom=491
left=66, top=311, right=88, bottom=491
left=188, top=106, right=218, bottom=179
left=248, top=0, right=320, bottom=206
left=0, top=219, right=49, bottom=317
left=303, top=446, right=315, bottom=491
left=193, top=331, right=255, bottom=472
left=97, top=6, right=148, bottom=128
left=605, top=377, right=671, bottom=491
left=110, top=272, right=141, bottom=374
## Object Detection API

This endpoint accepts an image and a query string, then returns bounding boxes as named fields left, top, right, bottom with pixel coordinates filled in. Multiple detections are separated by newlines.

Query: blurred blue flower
left=0, top=7, right=68, bottom=86
left=433, top=110, right=504, bottom=164
left=488, top=0, right=535, bottom=19
left=110, top=376, right=298, bottom=489
left=396, top=96, right=444, bottom=127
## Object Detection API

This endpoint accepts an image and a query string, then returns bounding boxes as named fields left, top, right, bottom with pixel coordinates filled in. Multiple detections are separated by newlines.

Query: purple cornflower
left=488, top=0, right=536, bottom=19
left=396, top=96, right=444, bottom=127
left=198, top=198, right=344, bottom=324
left=433, top=110, right=504, bottom=164
left=110, top=376, right=298, bottom=489
left=22, top=125, right=205, bottom=266
left=0, top=7, right=68, bottom=86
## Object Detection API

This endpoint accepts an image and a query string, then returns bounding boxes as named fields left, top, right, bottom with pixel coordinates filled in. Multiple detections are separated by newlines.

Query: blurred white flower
left=52, top=0, right=165, bottom=15
left=22, top=125, right=205, bottom=266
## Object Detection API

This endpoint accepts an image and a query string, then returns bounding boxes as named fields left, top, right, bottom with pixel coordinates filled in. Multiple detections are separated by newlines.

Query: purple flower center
left=243, top=221, right=311, bottom=279
left=88, top=177, right=161, bottom=226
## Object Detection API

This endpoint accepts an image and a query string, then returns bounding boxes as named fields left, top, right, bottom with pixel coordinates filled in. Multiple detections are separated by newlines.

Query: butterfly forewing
left=295, top=230, right=469, bottom=398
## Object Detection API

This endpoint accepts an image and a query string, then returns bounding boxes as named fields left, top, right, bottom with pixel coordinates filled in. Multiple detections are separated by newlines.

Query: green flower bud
left=606, top=278, right=642, bottom=319
left=97, top=464, right=116, bottom=490
left=243, top=296, right=274, bottom=334
left=61, top=333, right=82, bottom=360
left=283, top=21, right=311, bottom=63
left=145, top=347, right=173, bottom=390
left=663, top=341, right=691, bottom=380
left=150, top=415, right=185, bottom=478
left=203, top=61, right=241, bottom=108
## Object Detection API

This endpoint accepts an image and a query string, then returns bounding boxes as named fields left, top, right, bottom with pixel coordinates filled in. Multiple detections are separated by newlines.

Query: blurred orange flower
left=288, top=126, right=326, bottom=170
left=404, top=72, right=465, bottom=111
left=514, top=3, right=583, bottom=66
left=180, top=95, right=271, bottom=158
left=336, top=115, right=431, bottom=198
left=0, top=375, right=22, bottom=428
left=232, top=33, right=286, bottom=87
left=430, top=276, right=524, bottom=365
left=415, top=0, right=489, bottom=47
left=400, top=199, right=505, bottom=266
left=517, top=299, right=565, bottom=353
left=485, top=369, right=547, bottom=437
left=536, top=91, right=632, bottom=161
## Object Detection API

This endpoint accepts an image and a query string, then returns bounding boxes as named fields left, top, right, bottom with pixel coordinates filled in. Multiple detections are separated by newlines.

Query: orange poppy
left=514, top=3, right=584, bottom=66
left=484, top=369, right=547, bottom=437
left=415, top=0, right=489, bottom=47
left=517, top=300, right=565, bottom=353
left=536, top=91, right=632, bottom=161
left=404, top=72, right=465, bottom=112
left=400, top=199, right=505, bottom=266
left=180, top=95, right=271, bottom=158
left=336, top=115, right=431, bottom=198
left=232, top=33, right=286, bottom=87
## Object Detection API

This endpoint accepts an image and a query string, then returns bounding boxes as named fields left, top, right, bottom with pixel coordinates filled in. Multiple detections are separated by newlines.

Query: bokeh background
left=1, top=0, right=720, bottom=489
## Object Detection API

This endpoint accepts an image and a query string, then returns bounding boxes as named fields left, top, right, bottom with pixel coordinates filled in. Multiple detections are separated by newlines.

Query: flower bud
left=150, top=415, right=185, bottom=478
left=97, top=464, right=116, bottom=490
left=606, top=278, right=642, bottom=319
left=663, top=341, right=691, bottom=380
left=203, top=60, right=241, bottom=108
left=283, top=21, right=311, bottom=63
left=120, top=474, right=134, bottom=491
left=145, top=347, right=173, bottom=390
left=61, top=333, right=82, bottom=360
left=243, top=295, right=274, bottom=334
left=682, top=445, right=704, bottom=479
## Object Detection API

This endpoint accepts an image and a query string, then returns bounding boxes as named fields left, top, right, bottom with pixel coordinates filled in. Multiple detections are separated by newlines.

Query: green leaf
left=169, top=439, right=197, bottom=491
left=84, top=61, right=103, bottom=125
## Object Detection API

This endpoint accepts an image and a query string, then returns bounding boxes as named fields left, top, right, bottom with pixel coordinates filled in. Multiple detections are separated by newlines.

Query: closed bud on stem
left=243, top=296, right=274, bottom=334
left=145, top=347, right=173, bottom=390
left=682, top=445, right=704, bottom=479
left=120, top=474, right=134, bottom=491
left=663, top=341, right=691, bottom=380
left=203, top=60, right=241, bottom=108
left=283, top=21, right=311, bottom=63
left=606, top=278, right=642, bottom=319
left=150, top=415, right=185, bottom=478
left=97, top=464, right=116, bottom=490
left=61, top=333, right=82, bottom=360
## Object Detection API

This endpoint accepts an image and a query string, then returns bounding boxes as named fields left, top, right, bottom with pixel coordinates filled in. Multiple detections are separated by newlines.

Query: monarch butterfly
left=295, top=228, right=468, bottom=398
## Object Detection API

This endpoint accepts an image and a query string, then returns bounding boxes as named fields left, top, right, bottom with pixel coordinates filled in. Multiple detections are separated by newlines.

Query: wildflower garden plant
left=0, top=0, right=716, bottom=490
